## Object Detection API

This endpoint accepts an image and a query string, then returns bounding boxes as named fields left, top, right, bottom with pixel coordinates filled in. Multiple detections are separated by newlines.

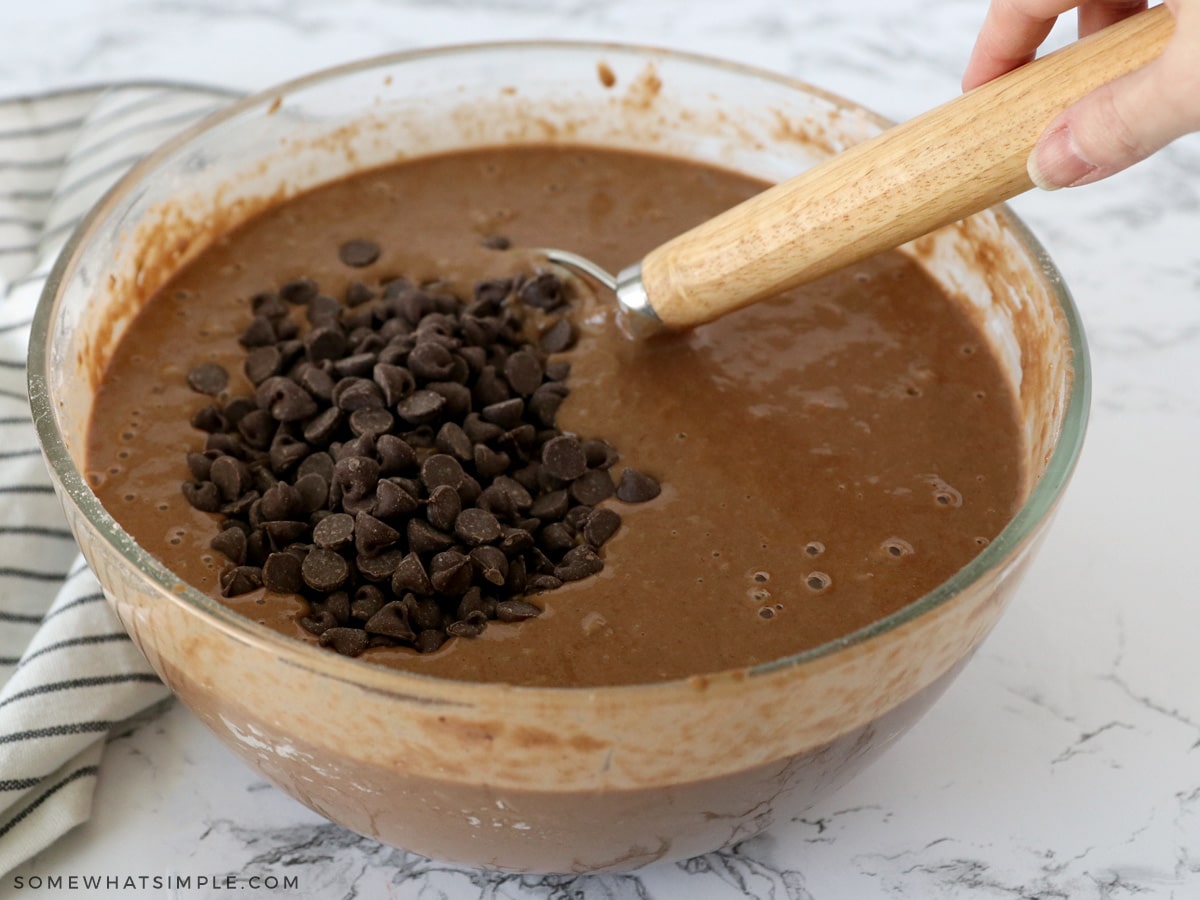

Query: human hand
left=963, top=0, right=1199, bottom=189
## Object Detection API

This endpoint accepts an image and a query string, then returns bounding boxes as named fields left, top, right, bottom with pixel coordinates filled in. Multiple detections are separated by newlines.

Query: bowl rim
left=27, top=39, right=1091, bottom=697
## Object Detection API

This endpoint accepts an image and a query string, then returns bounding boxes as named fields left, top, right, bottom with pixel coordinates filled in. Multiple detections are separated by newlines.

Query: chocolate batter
left=86, top=146, right=1022, bottom=687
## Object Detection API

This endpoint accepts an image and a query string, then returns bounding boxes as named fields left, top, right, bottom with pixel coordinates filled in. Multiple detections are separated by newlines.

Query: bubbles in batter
left=804, top=541, right=825, bottom=557
left=806, top=572, right=832, bottom=591
left=925, top=475, right=962, bottom=508
left=882, top=537, right=914, bottom=558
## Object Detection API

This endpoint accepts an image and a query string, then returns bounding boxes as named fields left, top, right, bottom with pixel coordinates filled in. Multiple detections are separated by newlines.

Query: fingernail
left=1028, top=123, right=1097, bottom=191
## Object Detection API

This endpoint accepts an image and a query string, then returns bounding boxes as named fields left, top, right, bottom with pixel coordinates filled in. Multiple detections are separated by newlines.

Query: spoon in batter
left=541, top=4, right=1172, bottom=338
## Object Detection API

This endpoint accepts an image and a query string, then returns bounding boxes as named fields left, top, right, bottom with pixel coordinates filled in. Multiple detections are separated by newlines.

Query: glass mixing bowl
left=29, top=42, right=1088, bottom=873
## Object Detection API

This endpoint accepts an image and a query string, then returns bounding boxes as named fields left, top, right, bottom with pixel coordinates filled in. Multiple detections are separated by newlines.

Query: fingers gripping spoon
left=542, top=5, right=1173, bottom=338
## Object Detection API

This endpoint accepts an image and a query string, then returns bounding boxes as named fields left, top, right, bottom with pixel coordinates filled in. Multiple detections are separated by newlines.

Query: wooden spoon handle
left=640, top=4, right=1174, bottom=331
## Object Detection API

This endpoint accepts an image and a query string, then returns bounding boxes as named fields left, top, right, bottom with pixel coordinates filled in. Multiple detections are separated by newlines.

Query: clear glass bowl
left=29, top=42, right=1089, bottom=873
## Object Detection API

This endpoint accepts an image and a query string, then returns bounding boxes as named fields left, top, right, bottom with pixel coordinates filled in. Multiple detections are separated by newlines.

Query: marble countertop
left=4, top=1, right=1199, bottom=897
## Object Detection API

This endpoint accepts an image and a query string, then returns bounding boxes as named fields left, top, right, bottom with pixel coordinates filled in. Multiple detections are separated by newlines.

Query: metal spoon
left=542, top=5, right=1171, bottom=338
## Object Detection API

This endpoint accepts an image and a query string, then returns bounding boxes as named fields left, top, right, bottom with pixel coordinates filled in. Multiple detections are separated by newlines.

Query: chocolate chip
left=220, top=564, right=263, bottom=597
left=334, top=352, right=377, bottom=379
left=582, top=439, right=618, bottom=469
left=244, top=346, right=282, bottom=385
left=408, top=342, right=456, bottom=381
left=469, top=546, right=508, bottom=586
left=300, top=609, right=338, bottom=635
left=256, top=376, right=318, bottom=422
left=463, top=413, right=503, bottom=445
left=305, top=325, right=347, bottom=363
left=334, top=455, right=380, bottom=501
left=207, top=455, right=246, bottom=502
left=474, top=367, right=512, bottom=408
left=554, top=545, right=603, bottom=582
left=210, top=525, right=247, bottom=565
left=472, top=444, right=511, bottom=480
left=503, top=350, right=544, bottom=397
left=190, top=404, right=226, bottom=433
left=333, top=377, right=385, bottom=411
left=355, top=511, right=400, bottom=557
left=319, top=626, right=369, bottom=656
left=420, top=377, right=463, bottom=414
left=259, top=482, right=299, bottom=521
left=313, top=512, right=355, bottom=550
left=338, top=239, right=381, bottom=268
left=454, top=508, right=501, bottom=546
left=350, top=584, right=386, bottom=621
left=302, top=407, right=342, bottom=446
left=616, top=468, right=661, bottom=503
left=302, top=548, right=350, bottom=592
left=298, top=364, right=336, bottom=402
left=187, top=362, right=229, bottom=396
left=396, top=389, right=446, bottom=425
left=262, top=520, right=309, bottom=548
left=375, top=478, right=417, bottom=519
left=408, top=518, right=455, bottom=555
left=356, top=547, right=406, bottom=582
left=239, top=316, right=277, bottom=348
left=430, top=551, right=474, bottom=596
left=415, top=629, right=446, bottom=654
left=390, top=552, right=433, bottom=596
left=294, top=472, right=330, bottom=514
left=447, top=612, right=488, bottom=638
left=481, top=397, right=524, bottom=430
left=349, top=407, right=394, bottom=439
left=518, top=272, right=565, bottom=310
left=374, top=364, right=415, bottom=406
left=345, top=280, right=375, bottom=307
left=373, top=434, right=414, bottom=476
left=280, top=278, right=319, bottom=305
left=410, top=597, right=444, bottom=631
left=529, top=489, right=569, bottom=521
left=562, top=504, right=592, bottom=533
left=583, top=507, right=622, bottom=547
left=539, top=522, right=575, bottom=556
left=527, top=574, right=563, bottom=593
left=528, top=383, right=568, bottom=427
left=421, top=454, right=466, bottom=491
left=419, top=485, right=457, bottom=534
left=182, top=480, right=221, bottom=513
left=365, top=601, right=416, bottom=642
left=570, top=469, right=615, bottom=505
left=539, top=317, right=576, bottom=354
left=269, top=434, right=310, bottom=475
left=434, top=422, right=472, bottom=463
left=542, top=435, right=587, bottom=481
left=496, top=599, right=542, bottom=622
left=498, top=526, right=535, bottom=555
left=263, top=552, right=304, bottom=594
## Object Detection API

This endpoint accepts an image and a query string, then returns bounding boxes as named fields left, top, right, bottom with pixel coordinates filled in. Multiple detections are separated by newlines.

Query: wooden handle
left=641, top=4, right=1174, bottom=330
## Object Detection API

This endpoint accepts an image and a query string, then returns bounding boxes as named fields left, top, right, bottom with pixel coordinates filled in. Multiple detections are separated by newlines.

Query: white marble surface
left=4, top=0, right=1200, bottom=897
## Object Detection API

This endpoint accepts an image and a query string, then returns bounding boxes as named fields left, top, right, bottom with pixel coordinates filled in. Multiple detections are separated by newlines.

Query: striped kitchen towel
left=0, top=83, right=237, bottom=875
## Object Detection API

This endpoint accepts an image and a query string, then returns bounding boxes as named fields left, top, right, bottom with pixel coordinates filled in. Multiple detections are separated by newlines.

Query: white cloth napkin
left=0, top=82, right=237, bottom=875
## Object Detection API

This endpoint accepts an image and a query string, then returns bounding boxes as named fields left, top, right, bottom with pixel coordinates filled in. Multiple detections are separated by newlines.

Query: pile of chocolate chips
left=181, top=251, right=661, bottom=657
